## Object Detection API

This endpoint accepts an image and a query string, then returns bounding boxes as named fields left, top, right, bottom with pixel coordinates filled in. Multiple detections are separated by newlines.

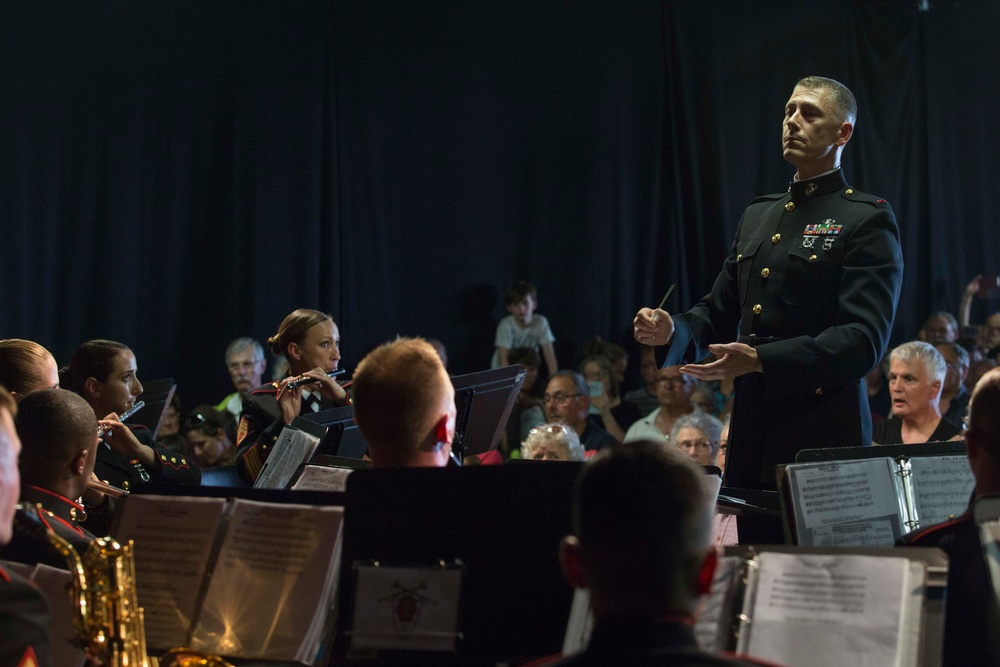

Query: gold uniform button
left=845, top=188, right=854, bottom=195
left=736, top=253, right=743, bottom=262
left=815, top=388, right=823, bottom=395
left=785, top=201, right=795, bottom=212
left=771, top=233, right=781, bottom=244
left=122, top=481, right=130, bottom=491
left=752, top=304, right=762, bottom=315
left=809, top=254, right=817, bottom=261
left=760, top=267, right=770, bottom=278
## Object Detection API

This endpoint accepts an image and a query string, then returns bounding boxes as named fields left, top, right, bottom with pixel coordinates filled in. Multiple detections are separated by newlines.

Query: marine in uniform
left=634, top=77, right=903, bottom=490
left=0, top=488, right=95, bottom=569
left=0, top=563, right=51, bottom=667
left=94, top=423, right=201, bottom=493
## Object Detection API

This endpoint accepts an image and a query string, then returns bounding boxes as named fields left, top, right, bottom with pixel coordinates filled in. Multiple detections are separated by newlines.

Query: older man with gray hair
left=872, top=341, right=962, bottom=445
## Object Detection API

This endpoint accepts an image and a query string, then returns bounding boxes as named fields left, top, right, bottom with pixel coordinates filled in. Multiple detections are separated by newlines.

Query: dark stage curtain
left=1, top=0, right=997, bottom=407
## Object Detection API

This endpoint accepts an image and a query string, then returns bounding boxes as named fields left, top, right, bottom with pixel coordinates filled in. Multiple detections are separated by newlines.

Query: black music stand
left=132, top=378, right=175, bottom=439
left=305, top=405, right=369, bottom=460
left=450, top=365, right=525, bottom=461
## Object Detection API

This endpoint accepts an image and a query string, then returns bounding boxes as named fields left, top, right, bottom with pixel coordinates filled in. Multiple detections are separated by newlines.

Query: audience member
left=235, top=309, right=349, bottom=482
left=919, top=311, right=960, bottom=345
left=491, top=281, right=557, bottom=376
left=690, top=383, right=721, bottom=416
left=669, top=412, right=723, bottom=467
left=872, top=341, right=962, bottom=444
left=0, top=339, right=60, bottom=399
left=717, top=416, right=730, bottom=472
left=352, top=337, right=456, bottom=468
left=0, top=389, right=98, bottom=568
left=581, top=337, right=628, bottom=390
left=61, top=340, right=201, bottom=494
left=713, top=415, right=738, bottom=546
left=967, top=358, right=998, bottom=394
left=0, top=386, right=52, bottom=667
left=580, top=354, right=639, bottom=443
left=543, top=371, right=618, bottom=452
left=959, top=274, right=1000, bottom=358
left=934, top=341, right=970, bottom=429
left=521, top=423, right=585, bottom=462
left=216, top=337, right=267, bottom=441
left=623, top=345, right=660, bottom=417
left=503, top=347, right=546, bottom=457
left=553, top=441, right=770, bottom=666
left=183, top=406, right=238, bottom=468
left=623, top=366, right=695, bottom=444
left=899, top=367, right=1000, bottom=666
left=157, top=394, right=187, bottom=455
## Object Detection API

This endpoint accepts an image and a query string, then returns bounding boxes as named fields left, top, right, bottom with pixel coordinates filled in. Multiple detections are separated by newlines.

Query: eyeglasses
left=542, top=393, right=584, bottom=405
left=676, top=439, right=713, bottom=452
left=529, top=424, right=568, bottom=436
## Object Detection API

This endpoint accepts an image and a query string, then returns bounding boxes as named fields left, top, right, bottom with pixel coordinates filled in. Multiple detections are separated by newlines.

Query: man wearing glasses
left=543, top=371, right=618, bottom=453
left=216, top=337, right=267, bottom=440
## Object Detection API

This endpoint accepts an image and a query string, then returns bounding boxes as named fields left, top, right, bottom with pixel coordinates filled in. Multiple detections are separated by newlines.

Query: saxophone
left=19, top=503, right=234, bottom=667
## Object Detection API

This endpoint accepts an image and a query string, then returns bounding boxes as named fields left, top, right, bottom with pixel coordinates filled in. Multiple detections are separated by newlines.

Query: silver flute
left=286, top=369, right=345, bottom=389
left=98, top=400, right=146, bottom=438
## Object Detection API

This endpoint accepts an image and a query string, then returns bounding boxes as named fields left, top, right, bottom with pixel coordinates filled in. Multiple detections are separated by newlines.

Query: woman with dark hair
left=61, top=340, right=201, bottom=493
left=183, top=406, right=237, bottom=468
left=0, top=339, right=59, bottom=400
left=579, top=354, right=640, bottom=443
left=236, top=309, right=349, bottom=482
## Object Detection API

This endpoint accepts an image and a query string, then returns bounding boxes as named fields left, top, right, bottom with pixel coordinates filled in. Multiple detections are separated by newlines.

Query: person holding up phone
left=580, top=355, right=640, bottom=443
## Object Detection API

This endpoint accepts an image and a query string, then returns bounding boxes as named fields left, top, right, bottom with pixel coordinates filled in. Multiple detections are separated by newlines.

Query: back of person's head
left=60, top=339, right=131, bottom=396
left=352, top=338, right=453, bottom=463
left=795, top=75, right=857, bottom=124
left=0, top=339, right=57, bottom=399
left=891, top=340, right=947, bottom=385
left=267, top=309, right=332, bottom=357
left=508, top=347, right=540, bottom=369
left=0, top=386, right=20, bottom=545
left=504, top=280, right=537, bottom=306
left=568, top=440, right=713, bottom=614
left=226, top=337, right=265, bottom=364
left=935, top=340, right=970, bottom=369
left=16, top=389, right=97, bottom=488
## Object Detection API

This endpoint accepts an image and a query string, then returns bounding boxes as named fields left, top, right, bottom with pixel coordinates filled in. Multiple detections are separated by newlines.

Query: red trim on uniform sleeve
left=16, top=646, right=39, bottom=667
left=0, top=564, right=11, bottom=583
left=906, top=513, right=972, bottom=543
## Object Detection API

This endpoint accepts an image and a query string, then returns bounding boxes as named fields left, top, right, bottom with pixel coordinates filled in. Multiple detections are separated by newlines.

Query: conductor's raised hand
left=633, top=308, right=674, bottom=347
left=679, top=343, right=762, bottom=381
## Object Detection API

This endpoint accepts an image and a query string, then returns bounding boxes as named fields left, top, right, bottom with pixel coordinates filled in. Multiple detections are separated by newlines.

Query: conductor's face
left=781, top=85, right=851, bottom=173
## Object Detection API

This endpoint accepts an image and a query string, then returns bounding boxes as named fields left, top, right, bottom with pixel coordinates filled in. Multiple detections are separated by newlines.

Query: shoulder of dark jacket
left=899, top=512, right=972, bottom=545
left=750, top=192, right=786, bottom=204
left=842, top=188, right=892, bottom=209
left=249, top=382, right=280, bottom=396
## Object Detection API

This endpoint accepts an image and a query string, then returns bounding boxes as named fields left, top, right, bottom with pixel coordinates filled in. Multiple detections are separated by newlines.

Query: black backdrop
left=2, top=0, right=998, bottom=408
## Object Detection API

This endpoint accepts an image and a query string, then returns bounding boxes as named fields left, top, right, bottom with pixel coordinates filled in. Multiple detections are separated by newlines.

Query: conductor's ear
left=559, top=535, right=587, bottom=589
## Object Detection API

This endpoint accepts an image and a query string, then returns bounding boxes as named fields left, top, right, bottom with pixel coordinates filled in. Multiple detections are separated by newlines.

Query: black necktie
left=302, top=391, right=321, bottom=413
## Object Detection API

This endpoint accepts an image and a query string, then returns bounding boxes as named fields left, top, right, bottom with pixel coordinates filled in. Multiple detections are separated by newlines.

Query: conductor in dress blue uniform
left=634, top=76, right=903, bottom=491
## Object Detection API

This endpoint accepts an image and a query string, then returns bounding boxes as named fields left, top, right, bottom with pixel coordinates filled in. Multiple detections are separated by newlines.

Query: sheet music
left=190, top=499, right=344, bottom=662
left=787, top=459, right=905, bottom=547
left=113, top=495, right=228, bottom=649
left=741, top=552, right=912, bottom=667
left=909, top=455, right=975, bottom=526
left=290, top=464, right=353, bottom=492
left=254, top=427, right=323, bottom=489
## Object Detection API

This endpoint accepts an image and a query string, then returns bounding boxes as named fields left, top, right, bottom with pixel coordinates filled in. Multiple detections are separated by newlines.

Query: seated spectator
left=236, top=309, right=349, bottom=482
left=935, top=342, right=970, bottom=429
left=543, top=371, right=618, bottom=452
left=0, top=339, right=60, bottom=399
left=0, top=386, right=52, bottom=666
left=216, top=337, right=267, bottom=441
left=959, top=274, right=1000, bottom=359
left=521, top=423, right=585, bottom=462
left=503, top=347, right=546, bottom=457
left=157, top=394, right=187, bottom=455
left=713, top=415, right=737, bottom=545
left=580, top=354, right=639, bottom=443
left=872, top=341, right=962, bottom=444
left=0, top=389, right=98, bottom=568
left=669, top=412, right=723, bottom=467
left=623, top=366, right=695, bottom=444
left=182, top=406, right=238, bottom=469
left=61, top=340, right=201, bottom=494
left=968, top=358, right=998, bottom=394
left=553, top=441, right=770, bottom=666
left=919, top=311, right=960, bottom=345
left=899, top=366, right=1000, bottom=666
left=581, top=337, right=628, bottom=390
left=690, top=382, right=721, bottom=416
left=352, top=337, right=456, bottom=468
left=622, top=345, right=660, bottom=417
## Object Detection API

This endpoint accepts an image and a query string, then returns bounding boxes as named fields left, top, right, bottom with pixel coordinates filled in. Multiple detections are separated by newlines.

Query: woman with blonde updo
left=0, top=339, right=59, bottom=400
left=235, top=308, right=349, bottom=482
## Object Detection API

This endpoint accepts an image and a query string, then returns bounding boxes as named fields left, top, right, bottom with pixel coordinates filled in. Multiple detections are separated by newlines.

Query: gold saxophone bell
left=20, top=503, right=235, bottom=667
